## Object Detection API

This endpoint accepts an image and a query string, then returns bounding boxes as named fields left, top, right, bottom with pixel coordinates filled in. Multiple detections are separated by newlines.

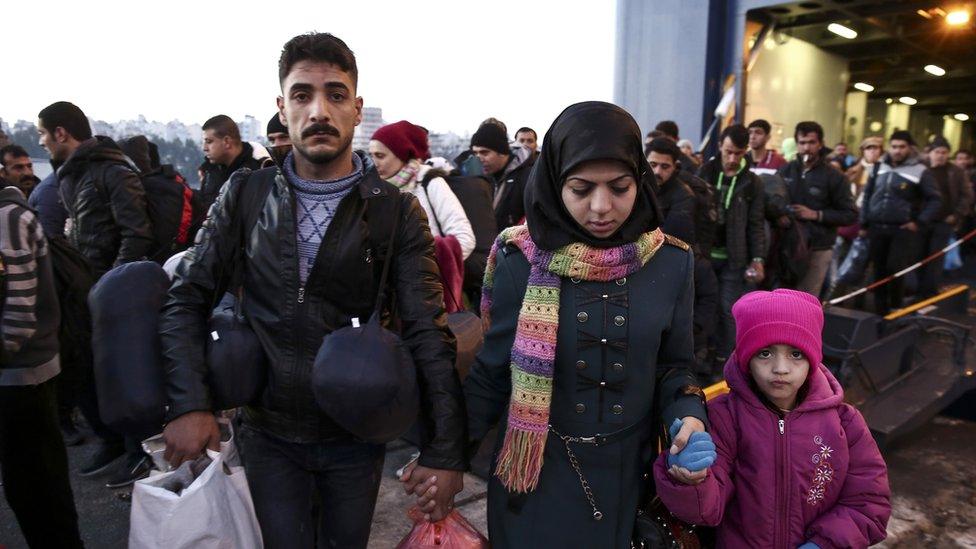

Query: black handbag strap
left=372, top=193, right=403, bottom=316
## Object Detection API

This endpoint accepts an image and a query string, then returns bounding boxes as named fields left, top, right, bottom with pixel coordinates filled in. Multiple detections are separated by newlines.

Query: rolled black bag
left=312, top=314, right=419, bottom=444
left=89, top=261, right=170, bottom=433
left=311, top=194, right=420, bottom=444
left=206, top=295, right=268, bottom=410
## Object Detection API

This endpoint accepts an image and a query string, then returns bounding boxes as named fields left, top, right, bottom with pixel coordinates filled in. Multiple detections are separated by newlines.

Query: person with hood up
left=469, top=121, right=536, bottom=230
left=464, top=101, right=707, bottom=548
left=654, top=289, right=891, bottom=549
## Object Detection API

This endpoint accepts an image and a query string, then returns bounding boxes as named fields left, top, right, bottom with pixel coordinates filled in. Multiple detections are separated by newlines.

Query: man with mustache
left=159, top=32, right=466, bottom=548
left=0, top=145, right=39, bottom=199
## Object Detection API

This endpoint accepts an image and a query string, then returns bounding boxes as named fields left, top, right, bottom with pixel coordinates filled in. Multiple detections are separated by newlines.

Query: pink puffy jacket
left=654, top=359, right=891, bottom=548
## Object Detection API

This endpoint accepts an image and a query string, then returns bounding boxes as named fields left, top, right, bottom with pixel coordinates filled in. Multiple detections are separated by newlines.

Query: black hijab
left=523, top=101, right=661, bottom=250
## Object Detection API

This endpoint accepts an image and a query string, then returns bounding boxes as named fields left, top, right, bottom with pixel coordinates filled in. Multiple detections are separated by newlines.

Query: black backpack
left=93, top=162, right=206, bottom=265
left=139, top=165, right=206, bottom=264
left=421, top=171, right=497, bottom=303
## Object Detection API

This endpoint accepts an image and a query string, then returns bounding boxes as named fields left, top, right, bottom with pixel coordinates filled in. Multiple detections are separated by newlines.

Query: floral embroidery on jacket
left=807, top=435, right=835, bottom=505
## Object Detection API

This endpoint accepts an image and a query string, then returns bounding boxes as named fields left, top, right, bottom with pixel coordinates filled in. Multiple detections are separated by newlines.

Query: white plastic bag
left=129, top=444, right=262, bottom=548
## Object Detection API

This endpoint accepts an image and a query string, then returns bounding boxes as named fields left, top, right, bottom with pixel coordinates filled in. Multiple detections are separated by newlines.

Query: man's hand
left=776, top=215, right=792, bottom=229
left=669, top=416, right=706, bottom=456
left=400, top=462, right=464, bottom=521
left=946, top=215, right=957, bottom=226
left=162, top=411, right=220, bottom=467
left=900, top=221, right=919, bottom=233
left=790, top=204, right=819, bottom=221
left=746, top=262, right=765, bottom=284
left=858, top=229, right=867, bottom=238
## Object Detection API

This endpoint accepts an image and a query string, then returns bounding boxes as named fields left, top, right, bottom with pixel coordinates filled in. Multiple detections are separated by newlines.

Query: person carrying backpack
left=119, top=135, right=207, bottom=264
left=40, top=102, right=154, bottom=280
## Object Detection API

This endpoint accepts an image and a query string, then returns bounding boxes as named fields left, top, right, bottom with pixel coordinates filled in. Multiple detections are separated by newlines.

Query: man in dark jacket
left=698, top=124, right=766, bottom=363
left=859, top=130, right=942, bottom=314
left=919, top=135, right=973, bottom=297
left=778, top=121, right=857, bottom=295
left=655, top=120, right=698, bottom=175
left=647, top=137, right=718, bottom=377
left=0, top=186, right=83, bottom=548
left=39, top=101, right=154, bottom=279
left=160, top=33, right=467, bottom=548
left=266, top=112, right=292, bottom=168
left=470, top=122, right=535, bottom=230
left=198, top=114, right=270, bottom=210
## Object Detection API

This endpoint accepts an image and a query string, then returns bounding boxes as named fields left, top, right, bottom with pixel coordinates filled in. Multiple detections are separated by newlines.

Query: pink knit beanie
left=732, top=289, right=824, bottom=373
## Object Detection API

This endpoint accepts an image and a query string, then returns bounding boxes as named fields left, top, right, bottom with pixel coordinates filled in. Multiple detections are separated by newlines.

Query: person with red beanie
left=654, top=289, right=891, bottom=549
left=368, top=120, right=474, bottom=260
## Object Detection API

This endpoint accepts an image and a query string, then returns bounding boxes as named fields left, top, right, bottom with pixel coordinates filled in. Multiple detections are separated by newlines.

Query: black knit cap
left=470, top=123, right=510, bottom=155
left=930, top=135, right=951, bottom=150
left=890, top=130, right=915, bottom=146
left=267, top=113, right=287, bottom=136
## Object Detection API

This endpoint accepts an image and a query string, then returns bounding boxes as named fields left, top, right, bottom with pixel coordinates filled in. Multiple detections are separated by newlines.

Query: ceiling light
left=917, top=9, right=933, bottom=18
left=899, top=96, right=918, bottom=105
left=955, top=113, right=970, bottom=121
left=827, top=23, right=858, bottom=39
left=885, top=98, right=894, bottom=104
left=946, top=10, right=971, bottom=25
left=853, top=82, right=875, bottom=92
left=924, top=64, right=947, bottom=76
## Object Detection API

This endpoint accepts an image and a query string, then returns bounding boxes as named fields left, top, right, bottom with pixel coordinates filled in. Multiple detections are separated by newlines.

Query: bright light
left=828, top=23, right=858, bottom=39
left=899, top=96, right=918, bottom=105
left=955, top=113, right=971, bottom=121
left=946, top=10, right=971, bottom=25
left=885, top=98, right=894, bottom=104
left=853, top=82, right=875, bottom=92
left=924, top=64, right=947, bottom=76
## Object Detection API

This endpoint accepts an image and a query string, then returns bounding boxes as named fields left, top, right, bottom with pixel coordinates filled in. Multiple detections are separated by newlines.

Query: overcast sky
left=2, top=0, right=616, bottom=137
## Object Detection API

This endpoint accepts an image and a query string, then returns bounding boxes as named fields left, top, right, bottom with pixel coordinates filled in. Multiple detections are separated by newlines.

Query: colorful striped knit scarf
left=481, top=224, right=666, bottom=493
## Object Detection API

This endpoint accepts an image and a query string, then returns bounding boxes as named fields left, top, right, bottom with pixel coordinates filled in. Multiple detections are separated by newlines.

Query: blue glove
left=797, top=543, right=820, bottom=549
left=667, top=418, right=717, bottom=471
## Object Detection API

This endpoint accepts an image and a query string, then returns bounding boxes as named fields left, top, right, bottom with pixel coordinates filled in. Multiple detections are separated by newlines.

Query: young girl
left=655, top=289, right=891, bottom=548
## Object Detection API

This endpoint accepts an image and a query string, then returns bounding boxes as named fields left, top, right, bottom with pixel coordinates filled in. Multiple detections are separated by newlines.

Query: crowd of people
left=2, top=29, right=973, bottom=548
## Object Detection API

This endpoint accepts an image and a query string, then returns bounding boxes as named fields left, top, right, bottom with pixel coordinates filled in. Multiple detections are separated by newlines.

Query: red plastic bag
left=395, top=506, right=489, bottom=548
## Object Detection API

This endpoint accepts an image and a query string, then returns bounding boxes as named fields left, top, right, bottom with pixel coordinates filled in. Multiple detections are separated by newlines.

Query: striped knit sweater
left=0, top=187, right=60, bottom=385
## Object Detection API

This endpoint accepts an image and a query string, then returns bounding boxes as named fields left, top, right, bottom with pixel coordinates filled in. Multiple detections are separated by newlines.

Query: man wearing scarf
left=464, top=102, right=707, bottom=548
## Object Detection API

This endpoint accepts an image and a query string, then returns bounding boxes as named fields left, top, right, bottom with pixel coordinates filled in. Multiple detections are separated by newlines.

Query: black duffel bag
left=202, top=168, right=275, bottom=411
left=311, top=195, right=420, bottom=444
left=206, top=295, right=268, bottom=410
left=89, top=261, right=170, bottom=432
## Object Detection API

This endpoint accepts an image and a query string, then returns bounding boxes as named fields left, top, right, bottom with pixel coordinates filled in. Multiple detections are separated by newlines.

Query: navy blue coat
left=465, top=239, right=706, bottom=548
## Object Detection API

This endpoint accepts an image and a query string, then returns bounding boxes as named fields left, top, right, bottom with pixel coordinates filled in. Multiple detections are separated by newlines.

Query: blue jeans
left=238, top=424, right=385, bottom=549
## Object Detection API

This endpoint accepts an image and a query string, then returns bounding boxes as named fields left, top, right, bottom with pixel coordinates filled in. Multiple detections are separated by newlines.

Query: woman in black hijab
left=461, top=102, right=708, bottom=547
